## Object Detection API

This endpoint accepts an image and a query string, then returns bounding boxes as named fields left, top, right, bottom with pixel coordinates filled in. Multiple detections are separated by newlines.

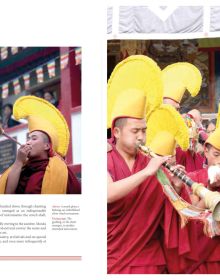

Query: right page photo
left=107, top=5, right=220, bottom=275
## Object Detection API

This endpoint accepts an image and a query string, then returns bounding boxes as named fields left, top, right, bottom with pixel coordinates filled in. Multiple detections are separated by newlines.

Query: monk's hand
left=208, top=173, right=220, bottom=190
left=169, top=164, right=185, bottom=194
left=208, top=165, right=220, bottom=190
left=16, top=144, right=32, bottom=165
left=145, top=156, right=171, bottom=177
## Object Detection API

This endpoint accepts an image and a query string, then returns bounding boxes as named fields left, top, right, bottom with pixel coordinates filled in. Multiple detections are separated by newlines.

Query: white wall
left=71, top=111, right=81, bottom=165
left=0, top=125, right=29, bottom=150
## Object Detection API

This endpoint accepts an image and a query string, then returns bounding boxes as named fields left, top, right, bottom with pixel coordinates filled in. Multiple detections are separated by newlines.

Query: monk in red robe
left=162, top=63, right=205, bottom=173
left=0, top=96, right=81, bottom=195
left=144, top=105, right=220, bottom=274
left=108, top=117, right=171, bottom=274
left=176, top=146, right=204, bottom=173
left=3, top=131, right=80, bottom=194
left=188, top=143, right=220, bottom=194
left=176, top=111, right=205, bottom=173
left=163, top=135, right=220, bottom=274
left=107, top=56, right=207, bottom=274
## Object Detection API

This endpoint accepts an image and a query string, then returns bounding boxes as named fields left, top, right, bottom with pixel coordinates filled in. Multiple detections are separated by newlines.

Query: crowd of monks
left=107, top=55, right=220, bottom=274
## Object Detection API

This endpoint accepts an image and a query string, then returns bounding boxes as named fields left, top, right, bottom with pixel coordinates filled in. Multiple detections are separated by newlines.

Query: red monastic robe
left=188, top=168, right=220, bottom=273
left=163, top=168, right=220, bottom=274
left=176, top=147, right=204, bottom=173
left=108, top=144, right=172, bottom=274
left=15, top=158, right=81, bottom=194
left=108, top=142, right=220, bottom=274
left=188, top=168, right=220, bottom=193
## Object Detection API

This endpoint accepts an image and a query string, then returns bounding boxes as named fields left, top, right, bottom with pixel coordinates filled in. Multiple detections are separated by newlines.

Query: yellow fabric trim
left=0, top=167, right=12, bottom=194
left=172, top=199, right=188, bottom=211
left=0, top=156, right=68, bottom=194
left=41, top=156, right=68, bottom=194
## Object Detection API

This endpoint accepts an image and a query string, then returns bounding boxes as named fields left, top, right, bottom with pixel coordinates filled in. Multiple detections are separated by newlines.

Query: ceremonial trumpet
left=0, top=126, right=22, bottom=146
left=138, top=144, right=220, bottom=221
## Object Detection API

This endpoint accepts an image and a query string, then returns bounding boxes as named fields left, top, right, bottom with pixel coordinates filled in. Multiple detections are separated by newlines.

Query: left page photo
left=0, top=46, right=82, bottom=259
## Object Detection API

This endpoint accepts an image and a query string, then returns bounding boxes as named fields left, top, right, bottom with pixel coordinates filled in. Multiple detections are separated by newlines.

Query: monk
left=176, top=146, right=204, bottom=172
left=188, top=143, right=220, bottom=205
left=0, top=96, right=81, bottom=195
left=108, top=117, right=172, bottom=274
left=163, top=130, right=220, bottom=274
left=206, top=119, right=216, bottom=135
left=107, top=55, right=203, bottom=274
left=176, top=111, right=205, bottom=172
left=162, top=63, right=204, bottom=172
left=4, top=131, right=80, bottom=194
left=162, top=62, right=202, bottom=113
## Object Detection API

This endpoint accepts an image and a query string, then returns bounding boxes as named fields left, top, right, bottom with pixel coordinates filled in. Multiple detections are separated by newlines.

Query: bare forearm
left=107, top=169, right=149, bottom=203
left=5, top=162, right=23, bottom=194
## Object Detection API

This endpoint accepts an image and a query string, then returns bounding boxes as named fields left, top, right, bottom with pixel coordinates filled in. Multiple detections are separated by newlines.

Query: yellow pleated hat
left=13, top=96, right=70, bottom=157
left=206, top=128, right=220, bottom=150
left=162, top=62, right=202, bottom=103
left=149, top=131, right=176, bottom=156
left=111, top=89, right=146, bottom=127
left=107, top=55, right=163, bottom=128
left=146, top=104, right=189, bottom=156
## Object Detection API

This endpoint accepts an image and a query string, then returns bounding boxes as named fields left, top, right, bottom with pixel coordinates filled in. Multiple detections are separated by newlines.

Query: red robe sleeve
left=176, top=147, right=204, bottom=173
left=66, top=166, right=81, bottom=194
left=163, top=167, right=220, bottom=273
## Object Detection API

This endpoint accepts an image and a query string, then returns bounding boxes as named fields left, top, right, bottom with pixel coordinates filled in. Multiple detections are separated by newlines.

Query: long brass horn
left=138, top=144, right=220, bottom=221
left=0, top=126, right=22, bottom=146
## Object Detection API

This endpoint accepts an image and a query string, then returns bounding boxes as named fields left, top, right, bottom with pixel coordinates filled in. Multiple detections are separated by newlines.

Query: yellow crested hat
left=162, top=62, right=202, bottom=103
left=149, top=131, right=177, bottom=156
left=205, top=129, right=220, bottom=150
left=111, top=89, right=146, bottom=127
left=146, top=104, right=189, bottom=156
left=13, top=96, right=70, bottom=157
left=107, top=55, right=163, bottom=128
left=206, top=103, right=220, bottom=150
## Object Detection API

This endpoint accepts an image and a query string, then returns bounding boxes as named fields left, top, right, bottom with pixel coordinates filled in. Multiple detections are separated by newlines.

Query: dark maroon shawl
left=15, top=158, right=81, bottom=194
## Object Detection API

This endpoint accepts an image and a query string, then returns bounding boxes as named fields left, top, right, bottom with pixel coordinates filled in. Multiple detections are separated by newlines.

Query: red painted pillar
left=59, top=47, right=81, bottom=164
left=209, top=50, right=215, bottom=112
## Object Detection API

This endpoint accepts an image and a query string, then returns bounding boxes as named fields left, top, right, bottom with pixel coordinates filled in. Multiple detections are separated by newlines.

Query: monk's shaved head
left=114, top=118, right=128, bottom=129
